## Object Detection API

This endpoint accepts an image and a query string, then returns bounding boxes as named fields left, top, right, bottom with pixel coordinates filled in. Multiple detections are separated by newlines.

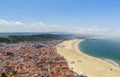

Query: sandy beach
left=57, top=39, right=120, bottom=77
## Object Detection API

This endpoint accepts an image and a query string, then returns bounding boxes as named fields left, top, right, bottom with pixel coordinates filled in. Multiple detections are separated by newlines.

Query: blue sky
left=0, top=0, right=120, bottom=35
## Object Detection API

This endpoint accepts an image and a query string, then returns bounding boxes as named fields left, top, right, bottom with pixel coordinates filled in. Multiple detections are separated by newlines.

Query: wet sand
left=57, top=39, right=120, bottom=77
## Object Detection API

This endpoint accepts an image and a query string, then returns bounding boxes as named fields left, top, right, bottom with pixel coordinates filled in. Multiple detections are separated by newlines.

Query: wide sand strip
left=57, top=39, right=120, bottom=77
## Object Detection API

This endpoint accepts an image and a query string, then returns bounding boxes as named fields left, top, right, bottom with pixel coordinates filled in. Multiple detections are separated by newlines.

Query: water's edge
left=78, top=39, right=120, bottom=67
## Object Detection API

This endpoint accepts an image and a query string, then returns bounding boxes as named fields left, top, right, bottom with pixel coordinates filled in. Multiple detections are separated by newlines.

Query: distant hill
left=0, top=34, right=71, bottom=43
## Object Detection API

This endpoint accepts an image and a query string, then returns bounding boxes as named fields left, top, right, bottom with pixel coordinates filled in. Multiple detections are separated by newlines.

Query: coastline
left=104, top=59, right=120, bottom=67
left=57, top=39, right=120, bottom=77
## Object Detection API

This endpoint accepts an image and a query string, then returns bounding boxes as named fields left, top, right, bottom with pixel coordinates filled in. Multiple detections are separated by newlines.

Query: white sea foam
left=104, top=58, right=119, bottom=67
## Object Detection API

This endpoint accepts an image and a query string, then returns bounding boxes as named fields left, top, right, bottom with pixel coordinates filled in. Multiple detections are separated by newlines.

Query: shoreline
left=57, top=39, right=120, bottom=77
left=78, top=40, right=120, bottom=67
left=104, top=59, right=120, bottom=67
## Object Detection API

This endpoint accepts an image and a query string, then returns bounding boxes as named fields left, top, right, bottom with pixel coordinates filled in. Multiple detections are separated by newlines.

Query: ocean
left=79, top=38, right=120, bottom=66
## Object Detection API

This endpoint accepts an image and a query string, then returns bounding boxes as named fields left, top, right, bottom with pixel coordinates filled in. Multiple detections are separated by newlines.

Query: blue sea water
left=79, top=38, right=120, bottom=65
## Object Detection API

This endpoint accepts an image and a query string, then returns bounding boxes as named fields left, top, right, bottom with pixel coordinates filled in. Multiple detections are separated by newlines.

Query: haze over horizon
left=0, top=0, right=120, bottom=36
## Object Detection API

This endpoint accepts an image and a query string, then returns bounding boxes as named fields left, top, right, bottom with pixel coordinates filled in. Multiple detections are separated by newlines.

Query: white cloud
left=38, top=22, right=45, bottom=26
left=0, top=19, right=106, bottom=34
left=1, top=19, right=120, bottom=37
left=30, top=22, right=45, bottom=27
left=13, top=21, right=25, bottom=26
left=55, top=26, right=106, bottom=34
left=28, top=22, right=106, bottom=35
left=48, top=24, right=59, bottom=27
left=109, top=28, right=120, bottom=37
left=0, top=19, right=25, bottom=26
left=114, top=28, right=120, bottom=33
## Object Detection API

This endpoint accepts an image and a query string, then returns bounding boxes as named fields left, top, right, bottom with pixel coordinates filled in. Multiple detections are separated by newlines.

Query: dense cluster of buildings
left=0, top=41, right=79, bottom=77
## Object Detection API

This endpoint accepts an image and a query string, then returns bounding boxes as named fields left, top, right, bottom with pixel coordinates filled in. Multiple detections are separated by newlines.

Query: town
left=0, top=40, right=79, bottom=77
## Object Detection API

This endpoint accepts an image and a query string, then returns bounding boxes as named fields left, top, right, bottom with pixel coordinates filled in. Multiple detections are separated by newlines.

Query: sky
left=0, top=0, right=120, bottom=36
